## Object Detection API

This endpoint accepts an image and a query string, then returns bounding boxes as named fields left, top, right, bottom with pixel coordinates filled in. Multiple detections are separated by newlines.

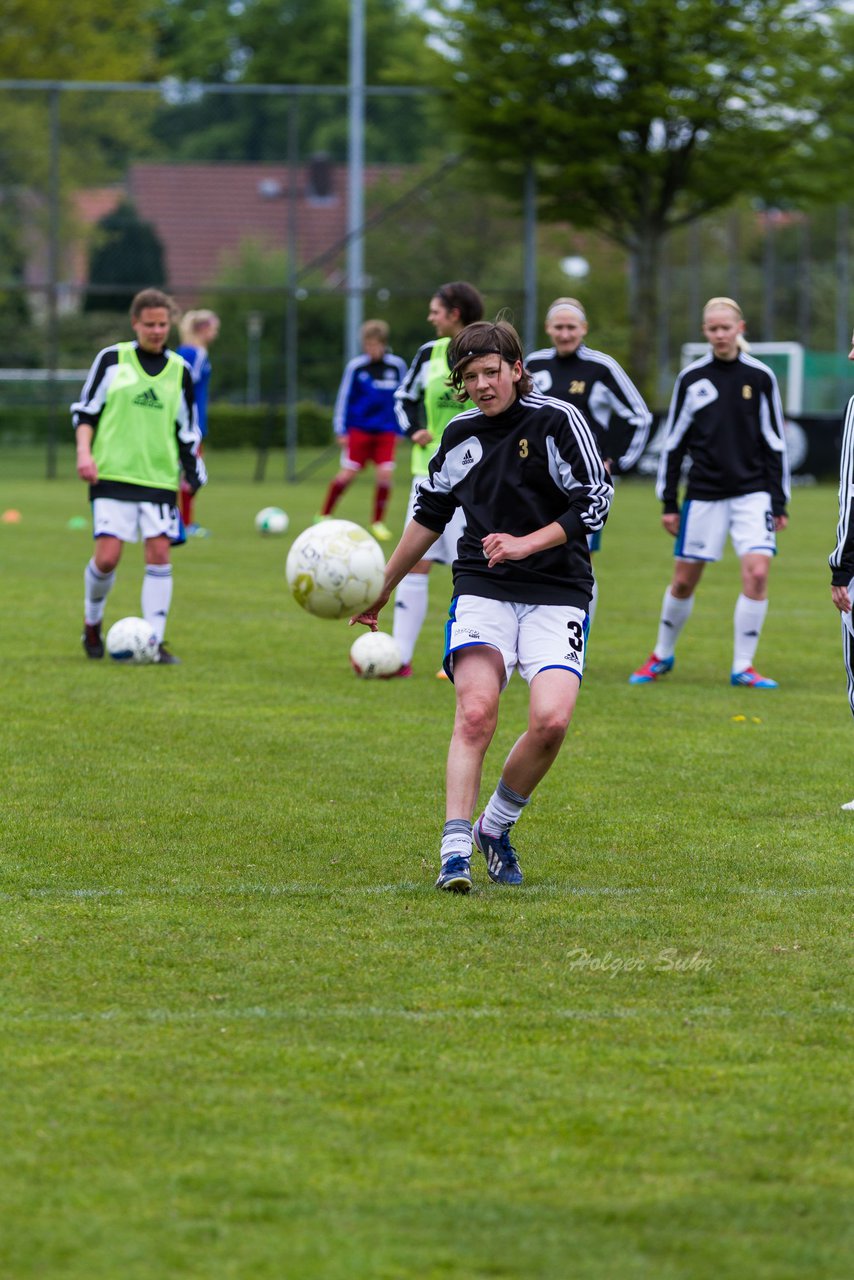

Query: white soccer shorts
left=675, top=491, right=775, bottom=562
left=405, top=476, right=467, bottom=564
left=442, top=595, right=588, bottom=688
left=92, top=497, right=181, bottom=543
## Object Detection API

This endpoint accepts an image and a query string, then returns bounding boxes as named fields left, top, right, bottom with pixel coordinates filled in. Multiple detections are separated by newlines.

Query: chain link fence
left=0, top=79, right=851, bottom=477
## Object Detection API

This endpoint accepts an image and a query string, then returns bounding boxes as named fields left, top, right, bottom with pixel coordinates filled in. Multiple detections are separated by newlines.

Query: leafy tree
left=430, top=0, right=854, bottom=391
left=152, top=0, right=443, bottom=163
left=0, top=2, right=164, bottom=351
left=84, top=202, right=167, bottom=312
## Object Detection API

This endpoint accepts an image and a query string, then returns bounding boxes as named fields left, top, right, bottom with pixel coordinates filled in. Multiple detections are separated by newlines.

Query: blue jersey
left=177, top=344, right=213, bottom=438
left=333, top=352, right=407, bottom=436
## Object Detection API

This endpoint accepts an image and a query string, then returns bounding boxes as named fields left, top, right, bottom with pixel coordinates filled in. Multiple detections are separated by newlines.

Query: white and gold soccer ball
left=286, top=519, right=385, bottom=620
left=106, top=616, right=159, bottom=665
left=255, top=506, right=289, bottom=535
left=349, top=630, right=402, bottom=678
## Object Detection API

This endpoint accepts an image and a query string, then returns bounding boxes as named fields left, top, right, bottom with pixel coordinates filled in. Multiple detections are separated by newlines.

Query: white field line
left=4, top=1004, right=852, bottom=1026
left=1, top=883, right=848, bottom=901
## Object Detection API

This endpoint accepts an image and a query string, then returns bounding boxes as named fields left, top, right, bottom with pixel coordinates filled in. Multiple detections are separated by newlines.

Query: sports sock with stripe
left=142, top=564, right=173, bottom=643
left=654, top=588, right=694, bottom=660
left=481, top=777, right=530, bottom=835
left=732, top=593, right=768, bottom=672
left=84, top=558, right=116, bottom=625
left=441, top=819, right=472, bottom=865
left=392, top=571, right=429, bottom=665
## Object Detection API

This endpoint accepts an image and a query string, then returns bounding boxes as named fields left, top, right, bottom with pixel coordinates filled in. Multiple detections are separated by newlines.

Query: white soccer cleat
left=841, top=799, right=854, bottom=811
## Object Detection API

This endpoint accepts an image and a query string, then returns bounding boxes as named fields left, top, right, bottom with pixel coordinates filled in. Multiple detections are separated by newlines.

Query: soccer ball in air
left=286, top=519, right=385, bottom=620
left=106, top=616, right=159, bottom=664
left=255, top=506, right=289, bottom=535
left=350, top=630, right=402, bottom=678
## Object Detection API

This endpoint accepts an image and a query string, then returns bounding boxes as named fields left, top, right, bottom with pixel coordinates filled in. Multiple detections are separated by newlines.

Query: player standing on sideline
left=526, top=297, right=651, bottom=624
left=317, top=319, right=407, bottom=540
left=391, top=281, right=484, bottom=676
left=629, top=297, right=789, bottom=689
left=352, top=320, right=612, bottom=893
left=74, top=288, right=206, bottom=665
left=176, top=309, right=219, bottom=538
left=828, top=328, right=854, bottom=808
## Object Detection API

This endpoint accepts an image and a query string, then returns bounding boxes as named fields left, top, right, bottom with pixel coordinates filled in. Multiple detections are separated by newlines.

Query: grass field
left=1, top=446, right=851, bottom=1279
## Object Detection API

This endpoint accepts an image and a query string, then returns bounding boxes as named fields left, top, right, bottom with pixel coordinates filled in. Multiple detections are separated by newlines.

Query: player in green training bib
left=390, top=281, right=484, bottom=677
left=73, top=288, right=206, bottom=664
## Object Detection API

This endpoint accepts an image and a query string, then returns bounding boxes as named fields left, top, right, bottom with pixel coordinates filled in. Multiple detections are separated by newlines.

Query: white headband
left=546, top=302, right=586, bottom=324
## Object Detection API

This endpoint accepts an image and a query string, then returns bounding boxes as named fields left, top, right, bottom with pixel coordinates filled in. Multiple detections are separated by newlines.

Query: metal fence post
left=285, top=95, right=299, bottom=483
left=46, top=85, right=60, bottom=479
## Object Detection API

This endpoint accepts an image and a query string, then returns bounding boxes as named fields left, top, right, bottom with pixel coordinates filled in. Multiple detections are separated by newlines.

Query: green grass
left=1, top=447, right=852, bottom=1279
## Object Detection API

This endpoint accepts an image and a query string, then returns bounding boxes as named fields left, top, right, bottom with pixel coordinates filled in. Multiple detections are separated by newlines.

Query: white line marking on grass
left=5, top=1003, right=755, bottom=1026
left=3, top=883, right=849, bottom=901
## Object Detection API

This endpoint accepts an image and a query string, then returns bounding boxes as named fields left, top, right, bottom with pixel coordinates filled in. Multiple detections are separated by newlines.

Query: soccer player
left=629, top=296, right=789, bottom=689
left=351, top=319, right=612, bottom=893
left=391, top=281, right=484, bottom=675
left=828, top=327, right=854, bottom=808
left=318, top=319, right=407, bottom=540
left=176, top=309, right=219, bottom=537
left=526, top=296, right=651, bottom=624
left=73, top=288, right=206, bottom=665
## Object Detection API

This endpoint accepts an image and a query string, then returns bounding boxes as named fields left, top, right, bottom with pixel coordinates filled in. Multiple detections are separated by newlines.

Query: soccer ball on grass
left=255, top=506, right=289, bottom=535
left=106, top=616, right=159, bottom=665
left=350, top=630, right=403, bottom=678
left=286, top=519, right=385, bottom=620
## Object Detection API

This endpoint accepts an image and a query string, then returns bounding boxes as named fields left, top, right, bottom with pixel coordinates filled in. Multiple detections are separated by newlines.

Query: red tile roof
left=126, top=163, right=405, bottom=302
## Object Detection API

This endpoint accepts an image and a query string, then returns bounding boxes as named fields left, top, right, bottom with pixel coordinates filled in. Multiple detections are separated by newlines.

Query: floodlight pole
left=46, top=86, right=60, bottom=480
left=836, top=204, right=850, bottom=355
left=346, top=0, right=366, bottom=362
left=285, top=96, right=300, bottom=483
left=523, top=162, right=537, bottom=355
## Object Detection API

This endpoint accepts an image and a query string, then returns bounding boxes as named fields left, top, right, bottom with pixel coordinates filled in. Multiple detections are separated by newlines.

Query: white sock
left=587, top=575, right=599, bottom=627
left=84, top=558, right=116, bottom=625
left=142, top=565, right=173, bottom=644
left=733, top=594, right=768, bottom=673
left=654, top=589, right=694, bottom=660
left=441, top=819, right=472, bottom=864
left=392, top=572, right=429, bottom=665
left=481, top=778, right=530, bottom=835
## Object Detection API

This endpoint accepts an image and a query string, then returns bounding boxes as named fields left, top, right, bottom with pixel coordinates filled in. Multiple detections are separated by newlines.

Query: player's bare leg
left=474, top=668, right=579, bottom=885
left=445, top=646, right=504, bottom=820
left=500, top=668, right=580, bottom=798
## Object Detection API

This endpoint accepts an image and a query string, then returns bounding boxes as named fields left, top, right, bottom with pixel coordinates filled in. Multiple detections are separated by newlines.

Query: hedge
left=0, top=401, right=334, bottom=449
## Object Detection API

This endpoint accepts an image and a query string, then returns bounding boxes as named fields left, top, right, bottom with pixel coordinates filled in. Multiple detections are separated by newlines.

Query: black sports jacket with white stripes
left=412, top=391, right=613, bottom=609
left=525, top=344, right=652, bottom=474
left=656, top=351, right=790, bottom=517
left=829, top=396, right=854, bottom=585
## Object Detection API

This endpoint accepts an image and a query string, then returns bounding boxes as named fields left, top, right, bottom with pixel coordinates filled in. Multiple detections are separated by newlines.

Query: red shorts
left=342, top=429, right=397, bottom=471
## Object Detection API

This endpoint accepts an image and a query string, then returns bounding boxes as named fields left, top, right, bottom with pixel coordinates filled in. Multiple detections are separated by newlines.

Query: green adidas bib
left=410, top=337, right=475, bottom=477
left=92, top=344, right=185, bottom=491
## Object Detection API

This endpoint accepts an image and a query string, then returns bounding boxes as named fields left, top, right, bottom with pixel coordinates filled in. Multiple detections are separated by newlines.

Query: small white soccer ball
left=255, top=506, right=289, bottom=535
left=350, top=630, right=402, bottom=678
left=106, top=616, right=159, bottom=665
left=286, top=519, right=386, bottom=620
